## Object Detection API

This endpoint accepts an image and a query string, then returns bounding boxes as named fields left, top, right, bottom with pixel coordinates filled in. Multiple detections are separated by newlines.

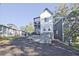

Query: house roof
left=54, top=17, right=65, bottom=25
left=33, top=8, right=53, bottom=21
left=33, top=16, right=40, bottom=19
left=0, top=24, right=26, bottom=32
left=43, top=8, right=53, bottom=15
left=0, top=24, right=18, bottom=30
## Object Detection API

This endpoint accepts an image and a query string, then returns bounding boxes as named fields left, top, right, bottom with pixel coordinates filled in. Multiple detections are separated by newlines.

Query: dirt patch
left=0, top=40, right=11, bottom=45
left=24, top=47, right=39, bottom=56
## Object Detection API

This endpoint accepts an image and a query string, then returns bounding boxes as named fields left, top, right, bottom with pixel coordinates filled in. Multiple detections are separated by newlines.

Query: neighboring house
left=7, top=24, right=18, bottom=29
left=0, top=25, right=6, bottom=37
left=0, top=24, right=25, bottom=37
left=7, top=24, right=25, bottom=36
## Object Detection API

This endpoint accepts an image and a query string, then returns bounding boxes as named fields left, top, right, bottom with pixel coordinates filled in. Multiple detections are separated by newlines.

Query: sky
left=0, top=3, right=71, bottom=28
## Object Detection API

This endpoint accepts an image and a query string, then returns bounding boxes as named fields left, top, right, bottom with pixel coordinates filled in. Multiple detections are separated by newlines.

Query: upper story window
left=44, top=18, right=49, bottom=22
left=43, top=28, right=46, bottom=31
left=48, top=28, right=51, bottom=31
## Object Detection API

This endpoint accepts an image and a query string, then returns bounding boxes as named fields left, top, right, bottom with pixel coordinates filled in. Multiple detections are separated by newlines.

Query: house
left=0, top=24, right=25, bottom=37
left=53, top=17, right=65, bottom=41
left=34, top=8, right=54, bottom=34
left=33, top=8, right=79, bottom=44
left=7, top=24, right=18, bottom=29
left=33, top=8, right=54, bottom=43
left=7, top=24, right=26, bottom=36
left=33, top=8, right=68, bottom=44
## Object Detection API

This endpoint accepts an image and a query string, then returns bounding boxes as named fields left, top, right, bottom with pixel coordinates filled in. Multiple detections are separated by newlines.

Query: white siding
left=40, top=10, right=53, bottom=34
left=40, top=10, right=51, bottom=18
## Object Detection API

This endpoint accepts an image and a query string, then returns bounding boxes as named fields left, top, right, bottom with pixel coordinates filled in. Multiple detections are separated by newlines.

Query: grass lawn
left=0, top=36, right=17, bottom=45
left=72, top=42, right=79, bottom=50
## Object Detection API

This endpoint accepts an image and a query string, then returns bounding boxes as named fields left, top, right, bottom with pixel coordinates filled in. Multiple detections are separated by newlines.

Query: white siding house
left=0, top=24, right=25, bottom=37
left=33, top=8, right=54, bottom=43
left=40, top=9, right=53, bottom=33
left=34, top=8, right=54, bottom=34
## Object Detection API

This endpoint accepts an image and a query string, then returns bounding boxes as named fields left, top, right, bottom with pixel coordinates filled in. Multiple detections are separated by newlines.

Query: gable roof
left=43, top=8, right=53, bottom=15
left=33, top=8, right=53, bottom=20
left=33, top=16, right=40, bottom=19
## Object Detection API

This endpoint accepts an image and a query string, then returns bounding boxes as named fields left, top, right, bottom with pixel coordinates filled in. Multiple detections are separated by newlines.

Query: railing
left=34, top=22, right=40, bottom=25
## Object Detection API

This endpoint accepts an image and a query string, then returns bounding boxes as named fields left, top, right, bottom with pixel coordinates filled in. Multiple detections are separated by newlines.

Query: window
left=48, top=28, right=50, bottom=31
left=43, top=28, right=46, bottom=31
left=0, top=26, right=2, bottom=31
left=44, top=18, right=48, bottom=22
left=3, top=27, right=6, bottom=33
left=56, top=30, right=58, bottom=34
left=38, top=25, right=40, bottom=29
left=34, top=22, right=36, bottom=24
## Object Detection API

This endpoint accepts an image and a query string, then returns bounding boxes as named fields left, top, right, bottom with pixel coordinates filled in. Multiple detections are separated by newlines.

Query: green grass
left=72, top=43, right=79, bottom=50
left=0, top=36, right=17, bottom=41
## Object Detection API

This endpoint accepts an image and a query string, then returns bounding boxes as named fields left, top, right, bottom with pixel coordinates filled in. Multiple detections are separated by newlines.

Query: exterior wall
left=18, top=30, right=23, bottom=36
left=0, top=25, right=25, bottom=37
left=34, top=17, right=40, bottom=34
left=39, top=9, right=54, bottom=34
left=34, top=9, right=54, bottom=35
left=0, top=25, right=8, bottom=37
left=19, top=31, right=22, bottom=36
left=54, top=17, right=64, bottom=41
left=40, top=17, right=53, bottom=34
left=33, top=8, right=54, bottom=43
left=8, top=28, right=13, bottom=36
left=3, top=27, right=8, bottom=37
left=0, top=25, right=3, bottom=37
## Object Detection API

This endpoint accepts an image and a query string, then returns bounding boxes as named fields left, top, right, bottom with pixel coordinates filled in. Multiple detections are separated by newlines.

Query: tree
left=71, top=4, right=79, bottom=11
left=55, top=4, right=79, bottom=45
left=25, top=23, right=34, bottom=34
left=57, top=3, right=69, bottom=17
left=54, top=4, right=69, bottom=23
left=67, top=9, right=79, bottom=43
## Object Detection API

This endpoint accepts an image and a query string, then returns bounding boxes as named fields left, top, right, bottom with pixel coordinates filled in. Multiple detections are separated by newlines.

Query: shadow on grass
left=9, top=37, right=79, bottom=56
left=10, top=37, right=54, bottom=56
